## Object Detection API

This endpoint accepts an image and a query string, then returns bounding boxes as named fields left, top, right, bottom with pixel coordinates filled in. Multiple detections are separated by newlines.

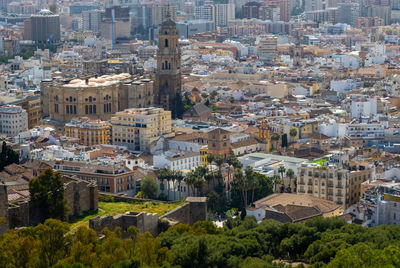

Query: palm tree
left=286, top=169, right=295, bottom=193
left=165, top=169, right=173, bottom=200
left=215, top=154, right=224, bottom=184
left=157, top=169, right=167, bottom=195
left=206, top=153, right=215, bottom=187
left=175, top=171, right=184, bottom=199
left=194, top=176, right=203, bottom=196
left=206, top=152, right=214, bottom=171
left=226, top=155, right=236, bottom=194
left=271, top=132, right=280, bottom=150
left=184, top=171, right=196, bottom=197
left=278, top=165, right=286, bottom=179
left=272, top=174, right=281, bottom=192
left=171, top=170, right=177, bottom=200
left=289, top=128, right=298, bottom=142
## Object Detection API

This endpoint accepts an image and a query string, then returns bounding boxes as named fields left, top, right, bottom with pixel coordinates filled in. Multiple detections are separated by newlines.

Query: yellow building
left=200, top=146, right=208, bottom=166
left=111, top=107, right=172, bottom=151
left=258, top=121, right=271, bottom=152
left=64, top=118, right=110, bottom=146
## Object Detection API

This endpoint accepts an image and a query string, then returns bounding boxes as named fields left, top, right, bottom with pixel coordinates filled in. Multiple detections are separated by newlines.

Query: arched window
left=69, top=96, right=72, bottom=102
left=169, top=63, right=171, bottom=69
left=139, top=94, right=141, bottom=99
left=89, top=96, right=92, bottom=102
left=165, top=60, right=168, bottom=70
left=55, top=95, right=58, bottom=101
left=93, top=105, right=96, bottom=114
left=74, top=105, right=77, bottom=114
left=104, top=103, right=106, bottom=112
left=89, top=105, right=92, bottom=114
left=165, top=38, right=168, bottom=47
left=66, top=105, right=69, bottom=114
left=85, top=105, right=88, bottom=114
left=139, top=104, right=142, bottom=108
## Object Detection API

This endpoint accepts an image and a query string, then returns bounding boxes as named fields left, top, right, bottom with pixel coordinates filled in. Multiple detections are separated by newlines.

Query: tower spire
left=166, top=3, right=171, bottom=20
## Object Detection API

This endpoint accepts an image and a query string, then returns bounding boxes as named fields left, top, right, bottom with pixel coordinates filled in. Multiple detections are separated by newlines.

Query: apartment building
left=0, top=105, right=28, bottom=137
left=51, top=160, right=141, bottom=195
left=64, top=118, right=111, bottom=146
left=111, top=107, right=172, bottom=152
left=297, top=163, right=372, bottom=208
left=257, top=35, right=277, bottom=65
left=153, top=150, right=200, bottom=171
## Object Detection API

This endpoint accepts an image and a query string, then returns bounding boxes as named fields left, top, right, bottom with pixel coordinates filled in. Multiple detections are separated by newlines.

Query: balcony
left=336, top=184, right=343, bottom=189
left=307, top=181, right=313, bottom=186
left=299, top=181, right=305, bottom=185
left=298, top=190, right=305, bottom=193
left=336, top=193, right=343, bottom=197
left=307, top=190, right=313, bottom=194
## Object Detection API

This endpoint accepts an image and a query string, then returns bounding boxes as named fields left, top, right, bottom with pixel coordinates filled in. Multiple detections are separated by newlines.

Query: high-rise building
left=242, top=2, right=261, bottom=19
left=336, top=2, right=360, bottom=26
left=215, top=3, right=235, bottom=27
left=111, top=107, right=172, bottom=151
left=371, top=4, right=391, bottom=25
left=195, top=4, right=215, bottom=22
left=154, top=16, right=182, bottom=119
left=82, top=9, right=103, bottom=32
left=151, top=4, right=177, bottom=26
left=264, top=0, right=291, bottom=22
left=257, top=35, right=278, bottom=65
left=305, top=0, right=323, bottom=12
left=29, top=9, right=60, bottom=44
left=260, top=5, right=281, bottom=21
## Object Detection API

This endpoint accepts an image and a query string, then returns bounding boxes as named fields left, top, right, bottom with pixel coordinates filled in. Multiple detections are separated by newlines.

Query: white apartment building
left=195, top=4, right=215, bottom=22
left=153, top=150, right=200, bottom=171
left=346, top=123, right=385, bottom=140
left=257, top=35, right=277, bottom=65
left=0, top=105, right=28, bottom=137
left=351, top=97, right=377, bottom=119
left=111, top=107, right=172, bottom=152
left=215, top=3, right=235, bottom=27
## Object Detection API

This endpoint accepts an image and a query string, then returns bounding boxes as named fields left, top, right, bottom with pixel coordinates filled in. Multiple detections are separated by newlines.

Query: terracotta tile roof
left=231, top=137, right=259, bottom=149
left=172, top=132, right=208, bottom=142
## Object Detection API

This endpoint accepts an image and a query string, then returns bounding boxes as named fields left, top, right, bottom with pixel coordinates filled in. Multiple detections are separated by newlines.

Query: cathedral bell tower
left=154, top=14, right=182, bottom=119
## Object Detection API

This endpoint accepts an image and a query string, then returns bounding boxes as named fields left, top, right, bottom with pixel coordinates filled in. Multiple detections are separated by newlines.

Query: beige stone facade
left=111, top=107, right=172, bottom=151
left=40, top=74, right=154, bottom=124
left=297, top=165, right=372, bottom=208
left=64, top=118, right=111, bottom=146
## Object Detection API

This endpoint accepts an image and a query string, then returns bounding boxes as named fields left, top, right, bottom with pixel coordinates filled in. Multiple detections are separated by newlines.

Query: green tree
left=175, top=171, right=184, bottom=199
left=140, top=176, right=158, bottom=199
left=35, top=219, right=70, bottom=267
left=29, top=168, right=68, bottom=221
left=281, top=133, right=288, bottom=148
left=271, top=133, right=280, bottom=150
left=289, top=128, right=298, bottom=142
left=0, top=141, right=19, bottom=171
left=209, top=90, right=218, bottom=101
left=134, top=232, right=170, bottom=267
left=286, top=169, right=295, bottom=193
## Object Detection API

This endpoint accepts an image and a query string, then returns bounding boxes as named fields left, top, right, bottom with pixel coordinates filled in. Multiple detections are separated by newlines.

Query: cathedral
left=154, top=15, right=182, bottom=119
